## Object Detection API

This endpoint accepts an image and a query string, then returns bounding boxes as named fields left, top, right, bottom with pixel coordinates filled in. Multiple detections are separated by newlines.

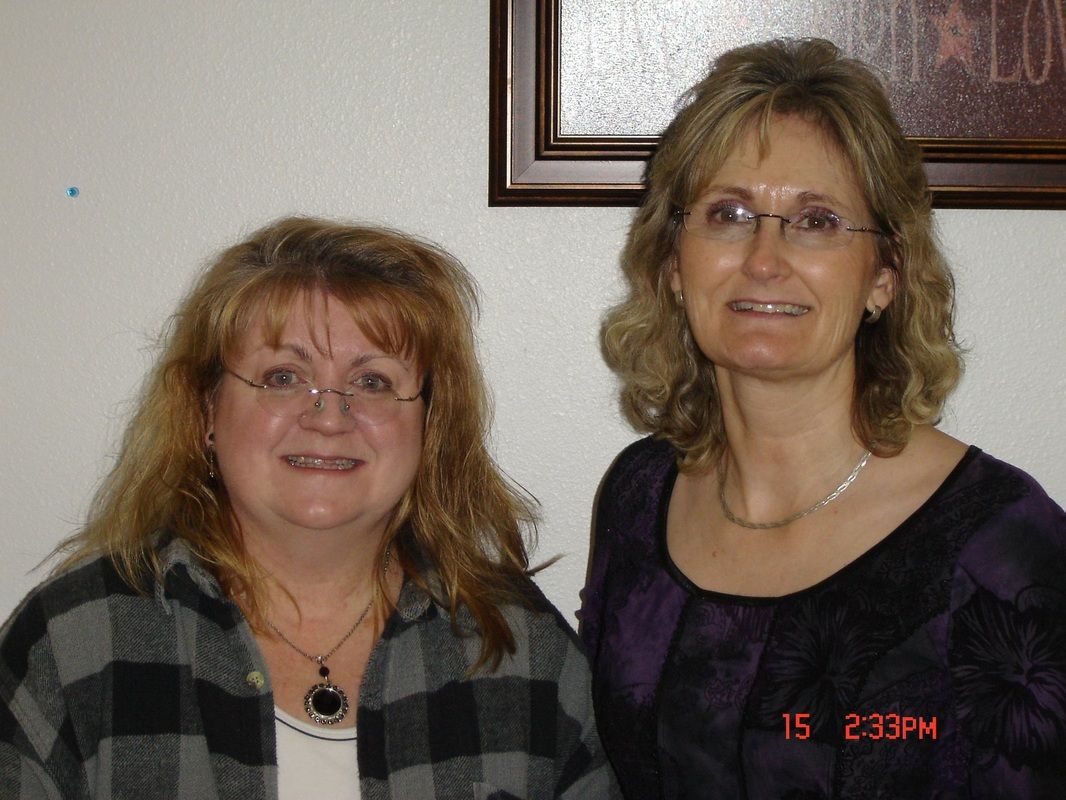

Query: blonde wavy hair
left=602, top=38, right=963, bottom=472
left=56, top=217, right=535, bottom=669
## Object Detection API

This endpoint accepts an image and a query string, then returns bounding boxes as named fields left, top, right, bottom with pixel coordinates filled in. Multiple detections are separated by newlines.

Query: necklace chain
left=267, top=600, right=373, bottom=664
left=719, top=450, right=872, bottom=530
left=266, top=547, right=391, bottom=664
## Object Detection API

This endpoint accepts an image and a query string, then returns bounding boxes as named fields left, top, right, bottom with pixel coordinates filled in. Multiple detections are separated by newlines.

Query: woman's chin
left=289, top=513, right=368, bottom=536
left=709, top=336, right=855, bottom=383
left=712, top=347, right=811, bottom=378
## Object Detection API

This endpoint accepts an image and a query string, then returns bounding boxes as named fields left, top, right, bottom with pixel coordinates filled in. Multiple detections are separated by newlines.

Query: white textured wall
left=3, top=3, right=1064, bottom=624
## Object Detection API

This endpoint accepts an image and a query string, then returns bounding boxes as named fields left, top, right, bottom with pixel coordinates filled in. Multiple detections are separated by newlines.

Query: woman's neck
left=242, top=525, right=387, bottom=621
left=714, top=364, right=868, bottom=520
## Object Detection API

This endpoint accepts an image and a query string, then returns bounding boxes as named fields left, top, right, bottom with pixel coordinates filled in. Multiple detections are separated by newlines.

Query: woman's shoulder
left=397, top=573, right=585, bottom=668
left=896, top=431, right=1064, bottom=546
left=447, top=575, right=587, bottom=671
left=596, top=435, right=677, bottom=520
left=949, top=447, right=1066, bottom=596
left=382, top=576, right=590, bottom=711
left=963, top=448, right=1063, bottom=511
left=1, top=538, right=223, bottom=686
left=940, top=446, right=1066, bottom=542
left=603, top=435, right=676, bottom=484
left=1, top=553, right=135, bottom=651
left=0, top=553, right=147, bottom=725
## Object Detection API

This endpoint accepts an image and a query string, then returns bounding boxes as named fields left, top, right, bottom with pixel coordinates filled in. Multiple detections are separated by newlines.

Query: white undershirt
left=275, top=707, right=360, bottom=800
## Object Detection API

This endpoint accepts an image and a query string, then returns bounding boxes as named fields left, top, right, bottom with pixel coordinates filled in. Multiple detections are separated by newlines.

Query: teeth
left=287, top=456, right=358, bottom=470
left=729, top=301, right=809, bottom=316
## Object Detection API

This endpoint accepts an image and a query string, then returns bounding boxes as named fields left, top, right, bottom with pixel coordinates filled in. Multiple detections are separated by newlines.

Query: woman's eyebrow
left=795, top=190, right=842, bottom=205
left=698, top=185, right=754, bottom=201
left=349, top=352, right=407, bottom=369
left=251, top=344, right=412, bottom=370
left=273, top=343, right=315, bottom=362
left=700, top=187, right=853, bottom=210
left=245, top=342, right=315, bottom=362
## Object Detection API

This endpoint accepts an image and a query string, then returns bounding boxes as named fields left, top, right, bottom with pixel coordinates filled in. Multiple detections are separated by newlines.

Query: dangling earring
left=864, top=304, right=882, bottom=324
left=675, top=288, right=685, bottom=306
left=206, top=432, right=216, bottom=480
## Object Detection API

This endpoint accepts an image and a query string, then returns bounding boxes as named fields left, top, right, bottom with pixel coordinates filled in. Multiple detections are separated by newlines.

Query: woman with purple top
left=581, top=38, right=1066, bottom=799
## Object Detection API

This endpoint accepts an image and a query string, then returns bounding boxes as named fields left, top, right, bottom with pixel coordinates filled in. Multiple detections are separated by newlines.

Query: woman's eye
left=353, top=373, right=392, bottom=394
left=706, top=204, right=750, bottom=226
left=794, top=209, right=843, bottom=232
left=262, top=369, right=303, bottom=389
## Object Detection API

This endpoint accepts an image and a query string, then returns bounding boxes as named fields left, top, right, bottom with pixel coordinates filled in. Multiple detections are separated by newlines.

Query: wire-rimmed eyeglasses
left=674, top=201, right=887, bottom=250
left=225, top=369, right=422, bottom=425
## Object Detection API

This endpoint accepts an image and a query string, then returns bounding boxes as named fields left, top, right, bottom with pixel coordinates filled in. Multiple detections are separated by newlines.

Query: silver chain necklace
left=719, top=450, right=872, bottom=530
left=267, top=547, right=391, bottom=725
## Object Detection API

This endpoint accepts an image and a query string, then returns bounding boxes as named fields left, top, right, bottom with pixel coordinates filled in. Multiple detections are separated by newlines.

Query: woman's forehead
left=229, top=291, right=417, bottom=365
left=698, top=116, right=865, bottom=209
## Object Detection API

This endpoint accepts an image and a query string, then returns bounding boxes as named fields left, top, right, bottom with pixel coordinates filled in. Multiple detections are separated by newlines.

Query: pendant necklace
left=266, top=547, right=391, bottom=725
left=719, top=450, right=872, bottom=530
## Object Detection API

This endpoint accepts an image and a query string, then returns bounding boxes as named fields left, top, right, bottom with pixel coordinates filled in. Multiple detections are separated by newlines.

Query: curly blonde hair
left=56, top=217, right=535, bottom=669
left=602, top=38, right=963, bottom=472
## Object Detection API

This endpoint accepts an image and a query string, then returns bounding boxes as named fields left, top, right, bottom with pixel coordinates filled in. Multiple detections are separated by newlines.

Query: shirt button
left=245, top=670, right=266, bottom=690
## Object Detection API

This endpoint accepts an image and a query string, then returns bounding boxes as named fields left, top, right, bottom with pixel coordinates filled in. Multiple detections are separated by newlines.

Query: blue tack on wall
left=66, top=187, right=79, bottom=197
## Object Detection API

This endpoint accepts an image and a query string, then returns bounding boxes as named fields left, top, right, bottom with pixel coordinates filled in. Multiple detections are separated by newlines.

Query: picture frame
left=489, top=0, right=1066, bottom=208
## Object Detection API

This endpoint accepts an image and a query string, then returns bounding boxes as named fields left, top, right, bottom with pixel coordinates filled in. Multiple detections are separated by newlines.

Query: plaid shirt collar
left=152, top=533, right=435, bottom=622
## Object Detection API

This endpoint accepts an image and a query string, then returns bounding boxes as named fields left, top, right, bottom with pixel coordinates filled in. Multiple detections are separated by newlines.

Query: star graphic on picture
left=932, top=0, right=976, bottom=72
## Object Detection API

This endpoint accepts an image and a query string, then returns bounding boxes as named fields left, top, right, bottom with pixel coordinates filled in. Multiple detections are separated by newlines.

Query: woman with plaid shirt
left=0, top=218, right=618, bottom=799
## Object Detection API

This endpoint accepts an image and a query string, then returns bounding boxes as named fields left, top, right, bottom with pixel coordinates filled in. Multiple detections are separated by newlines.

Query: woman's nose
left=299, top=389, right=357, bottom=431
left=740, top=219, right=792, bottom=282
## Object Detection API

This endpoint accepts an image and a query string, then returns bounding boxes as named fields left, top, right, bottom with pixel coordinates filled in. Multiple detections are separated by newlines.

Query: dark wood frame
left=489, top=0, right=1066, bottom=208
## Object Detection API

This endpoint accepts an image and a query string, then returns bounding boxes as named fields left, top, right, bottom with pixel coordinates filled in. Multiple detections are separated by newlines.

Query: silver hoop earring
left=675, top=288, right=685, bottom=306
left=864, top=304, right=882, bottom=324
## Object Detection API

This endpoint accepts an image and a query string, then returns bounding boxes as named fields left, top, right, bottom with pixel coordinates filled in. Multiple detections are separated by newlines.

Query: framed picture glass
left=490, top=0, right=1066, bottom=207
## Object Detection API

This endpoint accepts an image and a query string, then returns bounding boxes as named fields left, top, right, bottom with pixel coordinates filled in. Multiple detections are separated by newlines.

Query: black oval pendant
left=304, top=682, right=349, bottom=725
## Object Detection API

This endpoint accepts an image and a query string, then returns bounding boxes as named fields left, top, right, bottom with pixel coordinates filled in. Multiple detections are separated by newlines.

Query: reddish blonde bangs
left=210, top=267, right=432, bottom=376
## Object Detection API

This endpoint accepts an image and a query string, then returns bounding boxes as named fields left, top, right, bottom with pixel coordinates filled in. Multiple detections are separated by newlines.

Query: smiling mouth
left=729, top=301, right=809, bottom=316
left=286, top=456, right=360, bottom=470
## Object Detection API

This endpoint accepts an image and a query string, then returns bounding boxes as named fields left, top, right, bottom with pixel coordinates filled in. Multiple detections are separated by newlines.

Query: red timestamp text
left=782, top=713, right=938, bottom=740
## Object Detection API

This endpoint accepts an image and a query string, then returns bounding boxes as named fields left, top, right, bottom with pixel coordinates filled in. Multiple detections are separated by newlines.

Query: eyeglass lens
left=680, top=204, right=878, bottom=250
left=257, top=385, right=413, bottom=425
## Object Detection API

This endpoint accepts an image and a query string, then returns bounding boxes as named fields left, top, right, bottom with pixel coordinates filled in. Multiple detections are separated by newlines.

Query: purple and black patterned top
left=580, top=437, right=1066, bottom=799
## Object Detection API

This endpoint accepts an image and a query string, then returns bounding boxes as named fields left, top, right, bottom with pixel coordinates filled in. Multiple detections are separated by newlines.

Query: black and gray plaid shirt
left=0, top=537, right=618, bottom=799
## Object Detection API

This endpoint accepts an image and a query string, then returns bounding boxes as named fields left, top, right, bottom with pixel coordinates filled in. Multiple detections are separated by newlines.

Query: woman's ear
left=868, top=264, right=896, bottom=313
left=669, top=263, right=682, bottom=294
left=204, top=396, right=216, bottom=447
left=870, top=234, right=903, bottom=312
